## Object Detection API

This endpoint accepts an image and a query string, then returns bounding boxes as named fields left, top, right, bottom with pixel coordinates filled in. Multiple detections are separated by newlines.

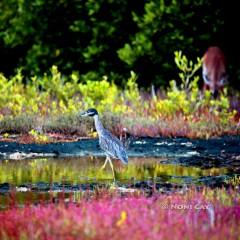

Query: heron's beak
left=80, top=111, right=88, bottom=117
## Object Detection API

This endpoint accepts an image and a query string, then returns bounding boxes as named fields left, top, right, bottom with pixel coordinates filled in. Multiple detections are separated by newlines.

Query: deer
left=202, top=46, right=228, bottom=98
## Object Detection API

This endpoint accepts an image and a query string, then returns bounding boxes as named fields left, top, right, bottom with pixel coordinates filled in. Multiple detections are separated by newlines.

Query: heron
left=80, top=108, right=128, bottom=181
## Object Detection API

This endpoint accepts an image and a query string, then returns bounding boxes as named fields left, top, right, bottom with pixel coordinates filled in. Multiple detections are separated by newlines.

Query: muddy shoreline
left=0, top=136, right=239, bottom=168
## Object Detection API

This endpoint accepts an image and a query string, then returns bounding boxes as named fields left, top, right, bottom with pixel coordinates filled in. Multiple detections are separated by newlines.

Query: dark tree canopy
left=0, top=0, right=238, bottom=88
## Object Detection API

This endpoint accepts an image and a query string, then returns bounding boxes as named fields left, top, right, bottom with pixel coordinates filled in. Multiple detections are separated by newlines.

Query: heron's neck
left=93, top=115, right=104, bottom=135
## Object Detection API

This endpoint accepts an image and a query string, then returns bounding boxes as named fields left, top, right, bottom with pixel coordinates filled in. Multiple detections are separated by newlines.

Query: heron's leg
left=100, top=156, right=110, bottom=170
left=108, top=157, right=116, bottom=182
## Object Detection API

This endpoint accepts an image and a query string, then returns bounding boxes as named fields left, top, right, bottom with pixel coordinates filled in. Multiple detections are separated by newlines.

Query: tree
left=0, top=0, right=228, bottom=88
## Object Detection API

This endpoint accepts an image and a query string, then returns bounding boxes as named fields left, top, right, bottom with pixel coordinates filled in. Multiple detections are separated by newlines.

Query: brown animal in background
left=202, top=46, right=228, bottom=98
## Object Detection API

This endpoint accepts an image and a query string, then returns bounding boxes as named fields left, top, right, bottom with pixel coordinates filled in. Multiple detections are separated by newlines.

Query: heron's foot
left=109, top=181, right=117, bottom=189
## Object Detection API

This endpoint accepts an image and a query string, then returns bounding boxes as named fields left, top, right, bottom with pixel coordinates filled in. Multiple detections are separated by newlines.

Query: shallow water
left=0, top=156, right=234, bottom=185
left=0, top=136, right=239, bottom=206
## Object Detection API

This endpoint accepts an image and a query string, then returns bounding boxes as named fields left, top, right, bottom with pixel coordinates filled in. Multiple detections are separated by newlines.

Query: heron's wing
left=99, top=131, right=128, bottom=164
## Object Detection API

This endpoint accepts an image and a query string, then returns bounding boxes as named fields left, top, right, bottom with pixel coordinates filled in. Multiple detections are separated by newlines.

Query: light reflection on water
left=0, top=156, right=237, bottom=207
left=0, top=157, right=231, bottom=186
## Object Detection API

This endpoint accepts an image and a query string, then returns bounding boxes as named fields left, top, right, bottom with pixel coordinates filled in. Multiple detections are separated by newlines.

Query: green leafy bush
left=0, top=0, right=228, bottom=86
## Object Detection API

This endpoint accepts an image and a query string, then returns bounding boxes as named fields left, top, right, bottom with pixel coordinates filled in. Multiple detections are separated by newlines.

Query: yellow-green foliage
left=29, top=129, right=49, bottom=143
left=78, top=76, right=120, bottom=113
left=0, top=66, right=142, bottom=117
left=152, top=51, right=234, bottom=122
left=152, top=51, right=202, bottom=117
left=0, top=52, right=237, bottom=138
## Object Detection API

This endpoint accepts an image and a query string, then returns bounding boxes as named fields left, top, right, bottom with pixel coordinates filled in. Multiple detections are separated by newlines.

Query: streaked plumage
left=80, top=108, right=128, bottom=180
left=99, top=130, right=128, bottom=164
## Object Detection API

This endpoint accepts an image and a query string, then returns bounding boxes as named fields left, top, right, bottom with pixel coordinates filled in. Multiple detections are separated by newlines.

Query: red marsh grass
left=0, top=187, right=239, bottom=240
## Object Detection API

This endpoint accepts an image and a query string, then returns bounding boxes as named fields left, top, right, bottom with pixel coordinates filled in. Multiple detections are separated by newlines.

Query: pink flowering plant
left=0, top=187, right=239, bottom=240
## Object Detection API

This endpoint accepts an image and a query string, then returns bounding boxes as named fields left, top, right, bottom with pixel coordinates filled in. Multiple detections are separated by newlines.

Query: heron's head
left=80, top=108, right=98, bottom=117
